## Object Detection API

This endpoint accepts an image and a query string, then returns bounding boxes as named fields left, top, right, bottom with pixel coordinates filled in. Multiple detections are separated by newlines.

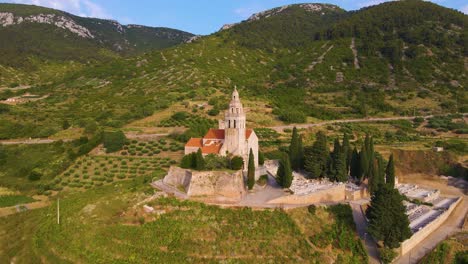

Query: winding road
left=1, top=113, right=465, bottom=145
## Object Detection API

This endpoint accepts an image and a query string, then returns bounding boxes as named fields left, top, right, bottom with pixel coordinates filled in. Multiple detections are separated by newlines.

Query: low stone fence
left=399, top=196, right=462, bottom=256
left=267, top=184, right=346, bottom=205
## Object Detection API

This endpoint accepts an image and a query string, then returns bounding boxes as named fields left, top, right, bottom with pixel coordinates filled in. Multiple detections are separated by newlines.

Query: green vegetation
left=385, top=154, right=395, bottom=188
left=0, top=1, right=465, bottom=140
left=307, top=204, right=368, bottom=263
left=367, top=185, right=411, bottom=249
left=247, top=149, right=255, bottom=190
left=56, top=155, right=168, bottom=191
left=378, top=247, right=397, bottom=264
left=122, top=139, right=183, bottom=157
left=0, top=195, right=35, bottom=208
left=277, top=152, right=293, bottom=188
left=103, top=130, right=127, bottom=153
left=304, top=131, right=330, bottom=179
left=0, top=142, right=75, bottom=193
left=0, top=180, right=364, bottom=262
left=427, top=115, right=468, bottom=134
left=289, top=127, right=304, bottom=171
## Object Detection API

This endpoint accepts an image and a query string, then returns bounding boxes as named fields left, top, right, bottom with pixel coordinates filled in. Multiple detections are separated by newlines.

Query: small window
left=228, top=120, right=231, bottom=128
left=234, top=120, right=236, bottom=128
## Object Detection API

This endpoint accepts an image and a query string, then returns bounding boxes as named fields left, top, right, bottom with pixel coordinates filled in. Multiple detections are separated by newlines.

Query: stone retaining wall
left=267, top=184, right=346, bottom=205
left=400, top=196, right=462, bottom=256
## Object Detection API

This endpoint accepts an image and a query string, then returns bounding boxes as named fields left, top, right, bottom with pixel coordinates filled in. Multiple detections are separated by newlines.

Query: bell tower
left=224, top=87, right=246, bottom=156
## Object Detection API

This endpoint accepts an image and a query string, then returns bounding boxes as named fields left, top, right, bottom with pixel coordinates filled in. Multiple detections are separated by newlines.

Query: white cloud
left=11, top=0, right=112, bottom=19
left=461, top=4, right=468, bottom=14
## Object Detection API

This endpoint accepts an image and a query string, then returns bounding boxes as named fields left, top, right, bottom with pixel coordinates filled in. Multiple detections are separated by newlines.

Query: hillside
left=0, top=3, right=194, bottom=84
left=0, top=1, right=466, bottom=140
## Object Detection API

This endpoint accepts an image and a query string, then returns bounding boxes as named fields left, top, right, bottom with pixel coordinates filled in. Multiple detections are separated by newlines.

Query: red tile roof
left=201, top=143, right=223, bottom=154
left=204, top=129, right=225, bottom=139
left=246, top=129, right=253, bottom=139
left=185, top=138, right=202, bottom=148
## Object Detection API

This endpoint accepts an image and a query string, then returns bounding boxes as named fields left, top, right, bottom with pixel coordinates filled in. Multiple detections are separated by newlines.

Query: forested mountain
left=0, top=3, right=193, bottom=84
left=0, top=1, right=466, bottom=139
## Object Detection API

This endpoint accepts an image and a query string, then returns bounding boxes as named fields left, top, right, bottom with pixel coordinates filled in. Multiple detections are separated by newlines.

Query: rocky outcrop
left=219, top=3, right=342, bottom=31
left=162, top=166, right=246, bottom=201
left=188, top=170, right=245, bottom=200
left=0, top=12, right=94, bottom=38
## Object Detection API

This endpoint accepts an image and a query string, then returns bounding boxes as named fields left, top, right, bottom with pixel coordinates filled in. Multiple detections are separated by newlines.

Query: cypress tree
left=195, top=148, right=205, bottom=171
left=247, top=149, right=255, bottom=190
left=360, top=143, right=369, bottom=179
left=298, top=135, right=304, bottom=170
left=350, top=147, right=361, bottom=180
left=386, top=154, right=396, bottom=188
left=258, top=151, right=265, bottom=166
left=331, top=138, right=347, bottom=182
left=277, top=153, right=293, bottom=188
left=304, top=131, right=329, bottom=179
left=367, top=184, right=411, bottom=248
left=289, top=127, right=302, bottom=170
left=342, top=133, right=352, bottom=173
left=368, top=158, right=378, bottom=195
left=180, top=154, right=193, bottom=169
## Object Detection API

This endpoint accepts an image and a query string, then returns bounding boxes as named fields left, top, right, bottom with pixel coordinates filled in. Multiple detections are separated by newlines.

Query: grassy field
left=0, top=179, right=367, bottom=263
left=0, top=195, right=36, bottom=208
left=54, top=155, right=170, bottom=192
left=419, top=232, right=468, bottom=264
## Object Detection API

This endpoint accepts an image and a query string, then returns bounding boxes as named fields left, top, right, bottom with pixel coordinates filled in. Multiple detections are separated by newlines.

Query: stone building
left=185, top=88, right=259, bottom=170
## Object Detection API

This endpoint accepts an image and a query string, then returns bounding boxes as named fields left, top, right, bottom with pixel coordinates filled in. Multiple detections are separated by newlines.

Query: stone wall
left=187, top=170, right=245, bottom=200
left=267, top=184, right=346, bottom=205
left=399, top=196, right=462, bottom=256
left=345, top=188, right=369, bottom=201
left=163, top=166, right=192, bottom=191
left=163, top=166, right=246, bottom=201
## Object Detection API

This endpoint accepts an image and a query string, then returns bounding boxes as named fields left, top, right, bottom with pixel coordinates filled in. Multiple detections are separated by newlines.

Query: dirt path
left=350, top=38, right=360, bottom=69
left=350, top=201, right=380, bottom=264
left=0, top=138, right=72, bottom=145
left=268, top=114, right=468, bottom=132
left=0, top=195, right=50, bottom=218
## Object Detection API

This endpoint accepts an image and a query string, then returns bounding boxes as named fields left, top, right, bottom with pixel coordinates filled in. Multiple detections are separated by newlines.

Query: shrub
left=230, top=156, right=244, bottom=170
left=379, top=247, right=397, bottom=264
left=103, top=130, right=127, bottom=153
left=307, top=205, right=316, bottom=215
left=28, top=169, right=42, bottom=181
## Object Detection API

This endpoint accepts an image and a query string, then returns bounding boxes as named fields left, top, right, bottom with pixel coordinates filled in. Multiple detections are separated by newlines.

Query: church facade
left=184, top=88, right=259, bottom=169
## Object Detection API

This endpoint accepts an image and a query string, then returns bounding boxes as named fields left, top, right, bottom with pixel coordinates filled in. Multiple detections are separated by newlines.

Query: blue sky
left=3, top=0, right=467, bottom=34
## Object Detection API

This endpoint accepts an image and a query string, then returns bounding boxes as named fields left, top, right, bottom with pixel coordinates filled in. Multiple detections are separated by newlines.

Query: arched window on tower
left=234, top=120, right=236, bottom=128
left=228, top=120, right=231, bottom=128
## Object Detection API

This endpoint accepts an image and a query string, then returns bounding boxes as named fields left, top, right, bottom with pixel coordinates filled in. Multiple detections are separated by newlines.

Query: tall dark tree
left=258, top=151, right=265, bottom=166
left=367, top=185, right=411, bottom=248
left=376, top=155, right=386, bottom=187
left=342, top=133, right=352, bottom=173
left=350, top=147, right=361, bottom=180
left=247, top=149, right=255, bottom=190
left=195, top=148, right=205, bottom=171
left=331, top=138, right=347, bottom=182
left=304, top=131, right=329, bottom=179
left=289, top=127, right=300, bottom=170
left=386, top=154, right=396, bottom=188
left=368, top=158, right=379, bottom=195
left=277, top=153, right=293, bottom=188
left=359, top=143, right=369, bottom=179
left=180, top=153, right=195, bottom=169
left=298, top=135, right=304, bottom=169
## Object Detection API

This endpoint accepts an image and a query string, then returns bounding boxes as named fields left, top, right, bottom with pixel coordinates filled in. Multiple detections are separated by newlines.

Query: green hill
left=0, top=1, right=466, bottom=139
left=0, top=3, right=194, bottom=85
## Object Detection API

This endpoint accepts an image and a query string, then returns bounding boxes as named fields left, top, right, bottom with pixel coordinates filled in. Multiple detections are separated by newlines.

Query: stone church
left=184, top=88, right=259, bottom=170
